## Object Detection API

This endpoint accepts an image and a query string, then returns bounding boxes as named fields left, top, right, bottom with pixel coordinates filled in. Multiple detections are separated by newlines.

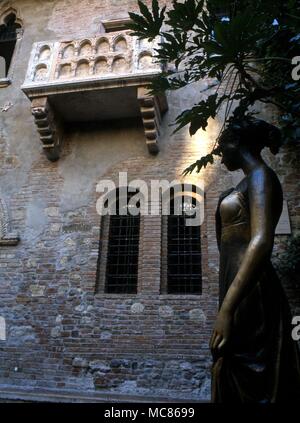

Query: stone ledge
left=0, top=386, right=206, bottom=403
left=0, top=78, right=11, bottom=88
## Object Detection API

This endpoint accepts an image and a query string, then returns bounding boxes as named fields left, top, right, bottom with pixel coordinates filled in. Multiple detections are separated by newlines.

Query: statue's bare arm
left=210, top=167, right=281, bottom=353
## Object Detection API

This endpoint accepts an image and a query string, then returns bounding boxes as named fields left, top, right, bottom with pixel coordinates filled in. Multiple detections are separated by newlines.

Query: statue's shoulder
left=246, top=166, right=283, bottom=215
left=248, top=165, right=282, bottom=191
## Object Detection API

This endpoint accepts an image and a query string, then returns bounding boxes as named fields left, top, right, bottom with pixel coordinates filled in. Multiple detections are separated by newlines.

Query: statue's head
left=218, top=117, right=282, bottom=171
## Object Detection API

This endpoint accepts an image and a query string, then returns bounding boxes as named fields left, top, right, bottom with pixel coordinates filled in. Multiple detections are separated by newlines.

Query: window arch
left=162, top=185, right=202, bottom=294
left=0, top=11, right=22, bottom=79
left=96, top=188, right=141, bottom=294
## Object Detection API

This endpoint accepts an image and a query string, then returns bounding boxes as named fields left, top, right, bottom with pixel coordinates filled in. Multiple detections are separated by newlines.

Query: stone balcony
left=21, top=31, right=168, bottom=160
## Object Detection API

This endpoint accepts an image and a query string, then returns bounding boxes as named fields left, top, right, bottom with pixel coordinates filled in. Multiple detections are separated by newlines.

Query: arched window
left=0, top=12, right=22, bottom=78
left=163, top=185, right=202, bottom=294
left=96, top=188, right=141, bottom=294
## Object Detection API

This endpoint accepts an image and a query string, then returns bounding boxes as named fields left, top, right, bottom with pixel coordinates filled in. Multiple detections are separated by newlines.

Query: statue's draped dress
left=212, top=186, right=300, bottom=402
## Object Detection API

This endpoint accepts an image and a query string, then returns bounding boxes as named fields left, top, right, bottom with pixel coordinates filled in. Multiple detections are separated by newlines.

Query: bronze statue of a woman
left=210, top=117, right=300, bottom=402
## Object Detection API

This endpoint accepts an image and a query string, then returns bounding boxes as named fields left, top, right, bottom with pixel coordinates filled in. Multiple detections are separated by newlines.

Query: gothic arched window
left=0, top=12, right=22, bottom=78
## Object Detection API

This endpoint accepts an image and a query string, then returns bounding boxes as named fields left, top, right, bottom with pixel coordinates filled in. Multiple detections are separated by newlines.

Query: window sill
left=0, top=78, right=11, bottom=88
left=94, top=293, right=203, bottom=299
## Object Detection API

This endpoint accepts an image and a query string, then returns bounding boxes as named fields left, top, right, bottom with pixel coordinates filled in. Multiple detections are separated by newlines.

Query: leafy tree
left=274, top=235, right=300, bottom=288
left=127, top=0, right=300, bottom=173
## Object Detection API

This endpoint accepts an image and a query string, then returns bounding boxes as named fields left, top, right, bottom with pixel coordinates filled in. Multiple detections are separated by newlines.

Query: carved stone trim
left=31, top=97, right=63, bottom=161
left=138, top=87, right=168, bottom=155
left=0, top=197, right=20, bottom=247
left=0, top=6, right=23, bottom=27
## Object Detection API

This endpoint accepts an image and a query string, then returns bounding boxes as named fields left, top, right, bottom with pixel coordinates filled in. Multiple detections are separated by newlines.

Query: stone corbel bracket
left=31, top=97, right=63, bottom=162
left=138, top=87, right=168, bottom=154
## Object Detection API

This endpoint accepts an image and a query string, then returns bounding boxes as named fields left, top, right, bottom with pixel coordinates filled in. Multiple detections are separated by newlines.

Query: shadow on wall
left=64, top=116, right=144, bottom=135
left=57, top=117, right=147, bottom=211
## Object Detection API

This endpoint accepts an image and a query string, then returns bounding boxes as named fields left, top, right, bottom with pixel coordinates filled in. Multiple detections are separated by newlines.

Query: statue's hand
left=210, top=309, right=233, bottom=356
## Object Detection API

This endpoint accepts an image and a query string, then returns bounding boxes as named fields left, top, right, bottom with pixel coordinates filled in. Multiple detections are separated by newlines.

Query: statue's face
left=220, top=141, right=241, bottom=171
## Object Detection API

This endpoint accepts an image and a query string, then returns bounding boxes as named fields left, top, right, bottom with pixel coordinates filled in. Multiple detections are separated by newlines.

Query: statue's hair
left=219, top=117, right=282, bottom=155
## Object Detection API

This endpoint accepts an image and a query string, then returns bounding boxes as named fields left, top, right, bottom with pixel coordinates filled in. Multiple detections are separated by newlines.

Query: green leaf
left=173, top=93, right=219, bottom=136
left=155, top=31, right=188, bottom=64
left=127, top=0, right=300, bottom=174
left=182, top=154, right=215, bottom=175
left=166, top=0, right=205, bottom=32
left=138, top=0, right=154, bottom=24
left=127, top=0, right=166, bottom=40
left=152, top=0, right=160, bottom=20
left=202, top=40, right=224, bottom=55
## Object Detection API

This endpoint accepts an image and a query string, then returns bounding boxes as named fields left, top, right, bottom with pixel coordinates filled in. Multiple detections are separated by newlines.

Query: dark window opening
left=105, top=26, right=128, bottom=33
left=209, top=4, right=230, bottom=19
left=102, top=19, right=132, bottom=33
left=0, top=13, right=21, bottom=77
left=167, top=191, right=202, bottom=294
left=105, top=190, right=140, bottom=294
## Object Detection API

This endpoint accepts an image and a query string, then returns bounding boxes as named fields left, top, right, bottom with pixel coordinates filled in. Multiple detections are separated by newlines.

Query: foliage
left=275, top=235, right=300, bottom=288
left=127, top=0, right=300, bottom=174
